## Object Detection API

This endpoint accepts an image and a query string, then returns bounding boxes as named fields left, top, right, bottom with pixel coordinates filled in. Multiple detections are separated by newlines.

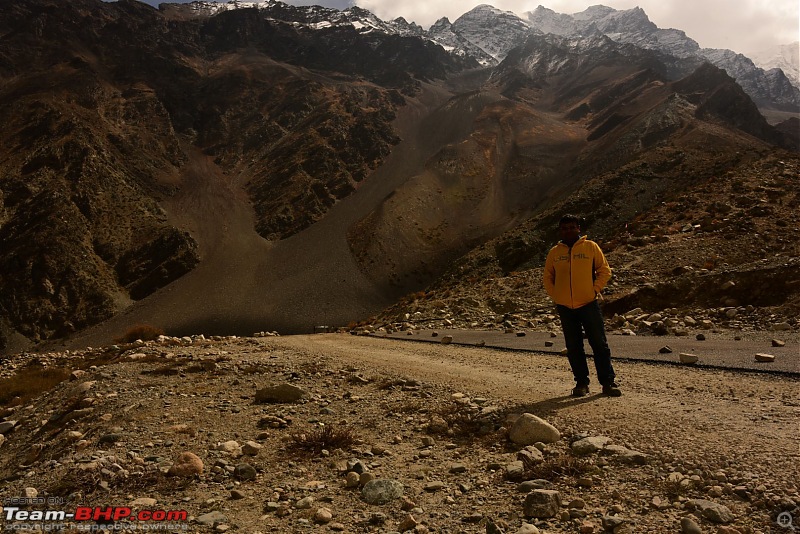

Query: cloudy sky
left=143, top=0, right=798, bottom=55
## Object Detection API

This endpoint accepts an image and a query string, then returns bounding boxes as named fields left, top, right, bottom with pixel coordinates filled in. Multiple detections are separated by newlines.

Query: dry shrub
left=289, top=425, right=358, bottom=456
left=522, top=453, right=593, bottom=481
left=395, top=399, right=426, bottom=414
left=433, top=401, right=488, bottom=439
left=116, top=323, right=165, bottom=343
left=0, top=367, right=71, bottom=407
left=48, top=468, right=190, bottom=500
left=660, top=477, right=695, bottom=500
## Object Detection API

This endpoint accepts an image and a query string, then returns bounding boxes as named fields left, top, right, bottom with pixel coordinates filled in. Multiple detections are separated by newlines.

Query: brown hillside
left=0, top=0, right=797, bottom=353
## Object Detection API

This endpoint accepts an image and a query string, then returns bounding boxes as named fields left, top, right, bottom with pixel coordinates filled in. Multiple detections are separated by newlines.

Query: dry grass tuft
left=522, top=453, right=593, bottom=481
left=0, top=366, right=71, bottom=407
left=48, top=468, right=190, bottom=499
left=432, top=401, right=490, bottom=439
left=288, top=425, right=358, bottom=456
left=116, top=323, right=165, bottom=344
left=660, top=477, right=696, bottom=500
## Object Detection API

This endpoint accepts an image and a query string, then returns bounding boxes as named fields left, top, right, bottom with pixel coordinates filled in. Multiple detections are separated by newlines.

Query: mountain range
left=0, top=0, right=797, bottom=352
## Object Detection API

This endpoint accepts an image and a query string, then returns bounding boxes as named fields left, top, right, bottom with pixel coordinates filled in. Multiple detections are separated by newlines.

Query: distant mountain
left=747, top=42, right=800, bottom=89
left=522, top=5, right=799, bottom=112
left=173, top=2, right=799, bottom=113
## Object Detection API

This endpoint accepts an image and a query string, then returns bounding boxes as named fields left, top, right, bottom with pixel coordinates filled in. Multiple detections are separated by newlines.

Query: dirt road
left=279, top=334, right=799, bottom=490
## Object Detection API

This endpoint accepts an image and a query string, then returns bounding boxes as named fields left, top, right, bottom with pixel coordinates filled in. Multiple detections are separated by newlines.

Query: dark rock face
left=0, top=0, right=471, bottom=347
left=1, top=0, right=797, bottom=347
left=672, top=63, right=786, bottom=146
left=116, top=228, right=200, bottom=300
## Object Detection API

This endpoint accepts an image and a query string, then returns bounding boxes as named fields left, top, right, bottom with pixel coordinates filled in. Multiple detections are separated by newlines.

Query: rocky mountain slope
left=522, top=6, right=799, bottom=115
left=0, top=0, right=798, bottom=353
left=167, top=2, right=800, bottom=116
left=0, top=0, right=470, bottom=349
left=365, top=34, right=799, bottom=332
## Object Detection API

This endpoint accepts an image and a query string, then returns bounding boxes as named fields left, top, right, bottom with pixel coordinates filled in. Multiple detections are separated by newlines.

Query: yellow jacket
left=543, top=236, right=611, bottom=309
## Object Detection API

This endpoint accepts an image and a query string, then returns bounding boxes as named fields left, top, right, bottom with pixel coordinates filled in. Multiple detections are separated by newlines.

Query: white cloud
left=352, top=0, right=799, bottom=54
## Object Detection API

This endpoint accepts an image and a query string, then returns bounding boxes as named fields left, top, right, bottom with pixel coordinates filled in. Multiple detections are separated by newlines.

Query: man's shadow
left=513, top=391, right=604, bottom=419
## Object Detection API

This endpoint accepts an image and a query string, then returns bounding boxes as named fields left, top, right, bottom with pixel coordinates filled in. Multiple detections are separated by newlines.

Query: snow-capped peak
left=747, top=42, right=800, bottom=87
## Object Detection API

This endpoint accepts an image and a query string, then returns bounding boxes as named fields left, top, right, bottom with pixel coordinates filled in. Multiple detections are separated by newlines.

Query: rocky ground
left=0, top=333, right=797, bottom=534
left=366, top=153, right=800, bottom=340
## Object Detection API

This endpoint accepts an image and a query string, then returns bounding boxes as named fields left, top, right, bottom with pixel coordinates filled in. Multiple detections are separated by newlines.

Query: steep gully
left=63, top=83, right=505, bottom=346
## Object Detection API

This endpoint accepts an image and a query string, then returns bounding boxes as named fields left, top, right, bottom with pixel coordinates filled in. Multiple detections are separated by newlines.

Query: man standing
left=543, top=215, right=621, bottom=397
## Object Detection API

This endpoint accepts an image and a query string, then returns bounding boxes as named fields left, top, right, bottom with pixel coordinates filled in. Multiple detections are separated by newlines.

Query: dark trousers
left=556, top=300, right=616, bottom=386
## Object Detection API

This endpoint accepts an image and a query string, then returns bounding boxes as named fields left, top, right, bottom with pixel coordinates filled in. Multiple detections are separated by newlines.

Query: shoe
left=572, top=384, right=590, bottom=397
left=602, top=383, right=622, bottom=397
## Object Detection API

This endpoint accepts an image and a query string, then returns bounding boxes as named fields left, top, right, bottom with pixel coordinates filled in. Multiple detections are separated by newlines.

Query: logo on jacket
left=573, top=253, right=589, bottom=260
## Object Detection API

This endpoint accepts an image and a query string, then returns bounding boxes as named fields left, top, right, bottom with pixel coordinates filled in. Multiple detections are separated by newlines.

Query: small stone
left=424, top=481, right=445, bottom=492
left=601, top=515, right=626, bottom=531
left=441, top=335, right=453, bottom=344
left=523, top=489, right=561, bottom=518
left=754, top=353, right=775, bottom=362
left=696, top=334, right=706, bottom=341
left=568, top=498, right=586, bottom=509
left=242, top=441, right=262, bottom=456
left=688, top=499, right=734, bottom=523
left=313, top=507, right=332, bottom=524
left=771, top=339, right=786, bottom=347
left=345, top=472, right=360, bottom=488
left=0, top=421, right=18, bottom=435
left=659, top=346, right=673, bottom=354
left=680, top=516, right=702, bottom=534
left=234, top=463, right=257, bottom=481
left=196, top=511, right=227, bottom=527
left=505, top=461, right=525, bottom=480
left=571, top=436, right=612, bottom=455
left=296, top=496, right=314, bottom=509
left=217, top=440, right=241, bottom=453
left=254, top=383, right=306, bottom=404
left=361, top=479, right=404, bottom=505
left=398, top=514, right=418, bottom=532
left=167, top=452, right=203, bottom=477
left=679, top=353, right=699, bottom=364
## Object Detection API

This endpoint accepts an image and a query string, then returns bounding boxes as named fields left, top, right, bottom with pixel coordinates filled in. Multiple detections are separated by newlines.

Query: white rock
left=679, top=353, right=699, bottom=364
left=509, top=413, right=560, bottom=445
left=218, top=440, right=241, bottom=453
left=754, top=353, right=775, bottom=362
